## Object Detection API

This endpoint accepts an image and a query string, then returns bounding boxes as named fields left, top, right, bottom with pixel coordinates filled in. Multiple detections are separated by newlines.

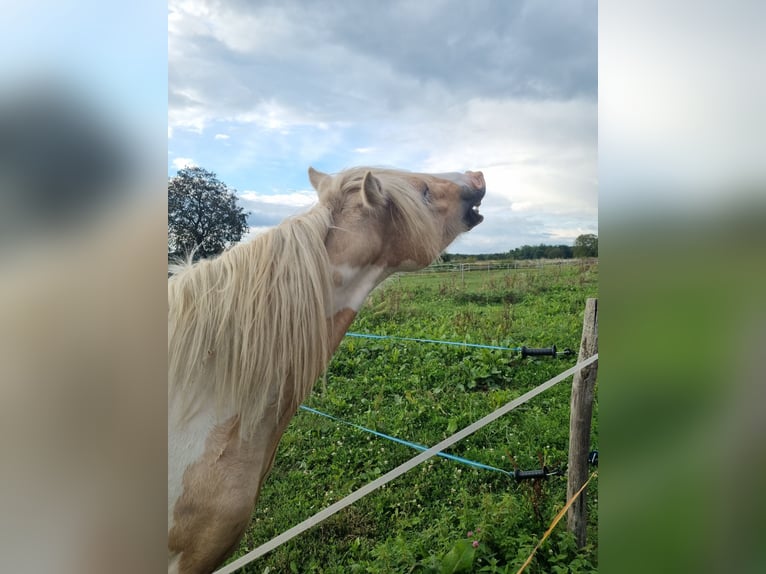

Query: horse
left=168, top=166, right=485, bottom=573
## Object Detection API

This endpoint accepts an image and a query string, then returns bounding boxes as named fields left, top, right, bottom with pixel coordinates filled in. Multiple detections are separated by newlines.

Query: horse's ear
left=360, top=171, right=386, bottom=209
left=308, top=166, right=329, bottom=193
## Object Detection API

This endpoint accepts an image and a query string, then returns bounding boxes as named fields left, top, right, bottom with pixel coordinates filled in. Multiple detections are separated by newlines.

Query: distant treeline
left=444, top=239, right=598, bottom=262
left=509, top=243, right=575, bottom=259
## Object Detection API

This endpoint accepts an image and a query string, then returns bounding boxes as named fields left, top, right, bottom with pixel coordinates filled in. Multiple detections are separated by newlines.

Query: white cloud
left=214, top=133, right=229, bottom=140
left=238, top=190, right=316, bottom=208
left=510, top=201, right=534, bottom=212
left=546, top=227, right=598, bottom=243
left=172, top=157, right=196, bottom=169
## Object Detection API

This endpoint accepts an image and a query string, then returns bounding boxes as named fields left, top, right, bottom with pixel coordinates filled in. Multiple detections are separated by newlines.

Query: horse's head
left=309, top=166, right=485, bottom=272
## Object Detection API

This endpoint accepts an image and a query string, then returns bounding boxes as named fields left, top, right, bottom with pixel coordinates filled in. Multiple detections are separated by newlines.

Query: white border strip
left=214, top=353, right=599, bottom=574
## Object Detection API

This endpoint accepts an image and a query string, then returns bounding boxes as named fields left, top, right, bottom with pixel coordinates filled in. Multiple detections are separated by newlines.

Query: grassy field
left=231, top=260, right=599, bottom=573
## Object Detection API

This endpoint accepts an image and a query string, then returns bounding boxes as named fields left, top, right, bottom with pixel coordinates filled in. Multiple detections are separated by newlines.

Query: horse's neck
left=328, top=308, right=358, bottom=351
left=327, top=263, right=390, bottom=351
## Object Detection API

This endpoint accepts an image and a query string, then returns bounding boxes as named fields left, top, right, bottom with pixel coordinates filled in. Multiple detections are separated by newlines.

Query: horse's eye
left=422, top=184, right=431, bottom=203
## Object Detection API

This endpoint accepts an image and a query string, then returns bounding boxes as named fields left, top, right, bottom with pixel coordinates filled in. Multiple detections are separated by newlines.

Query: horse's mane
left=167, top=167, right=440, bottom=438
left=168, top=205, right=334, bottom=437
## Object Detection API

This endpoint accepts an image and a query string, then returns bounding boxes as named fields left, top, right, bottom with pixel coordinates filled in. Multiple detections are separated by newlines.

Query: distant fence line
left=399, top=258, right=598, bottom=278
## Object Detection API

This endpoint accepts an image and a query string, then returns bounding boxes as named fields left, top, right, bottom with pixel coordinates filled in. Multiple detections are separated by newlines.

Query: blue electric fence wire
left=299, top=405, right=514, bottom=477
left=345, top=331, right=522, bottom=352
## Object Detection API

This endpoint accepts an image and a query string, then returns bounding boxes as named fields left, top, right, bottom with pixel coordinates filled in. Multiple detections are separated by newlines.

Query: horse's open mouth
left=465, top=201, right=484, bottom=228
left=459, top=173, right=485, bottom=229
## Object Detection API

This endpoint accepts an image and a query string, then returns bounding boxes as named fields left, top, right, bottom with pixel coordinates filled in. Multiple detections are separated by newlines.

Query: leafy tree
left=573, top=233, right=598, bottom=258
left=168, top=166, right=249, bottom=260
left=546, top=245, right=564, bottom=259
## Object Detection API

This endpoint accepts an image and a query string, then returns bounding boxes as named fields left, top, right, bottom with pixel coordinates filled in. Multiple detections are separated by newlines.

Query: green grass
left=231, top=260, right=598, bottom=573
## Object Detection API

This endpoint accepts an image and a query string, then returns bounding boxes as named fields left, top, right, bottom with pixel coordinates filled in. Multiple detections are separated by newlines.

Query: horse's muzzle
left=461, top=171, right=485, bottom=229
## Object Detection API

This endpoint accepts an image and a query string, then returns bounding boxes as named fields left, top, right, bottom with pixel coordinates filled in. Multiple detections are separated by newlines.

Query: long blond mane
left=168, top=205, right=333, bottom=436
left=168, top=167, right=441, bottom=437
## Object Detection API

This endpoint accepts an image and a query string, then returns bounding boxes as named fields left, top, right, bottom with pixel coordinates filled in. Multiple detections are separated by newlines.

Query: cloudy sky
left=168, top=0, right=597, bottom=253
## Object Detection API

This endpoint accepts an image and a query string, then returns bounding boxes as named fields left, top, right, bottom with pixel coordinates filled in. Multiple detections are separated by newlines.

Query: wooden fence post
left=567, top=298, right=598, bottom=548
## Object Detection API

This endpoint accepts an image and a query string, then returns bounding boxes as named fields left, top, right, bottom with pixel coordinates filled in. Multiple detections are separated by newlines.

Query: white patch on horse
left=167, top=393, right=224, bottom=531
left=331, top=264, right=387, bottom=313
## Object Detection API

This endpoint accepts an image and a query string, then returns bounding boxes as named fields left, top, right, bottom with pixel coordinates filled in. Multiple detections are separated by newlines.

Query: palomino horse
left=168, top=166, right=485, bottom=573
